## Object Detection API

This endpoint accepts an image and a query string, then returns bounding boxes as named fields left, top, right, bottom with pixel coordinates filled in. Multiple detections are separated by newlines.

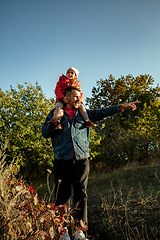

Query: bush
left=0, top=83, right=54, bottom=178
left=0, top=144, right=87, bottom=239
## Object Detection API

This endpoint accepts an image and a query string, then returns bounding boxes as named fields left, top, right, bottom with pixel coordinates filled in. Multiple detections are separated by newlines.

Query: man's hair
left=64, top=86, right=80, bottom=96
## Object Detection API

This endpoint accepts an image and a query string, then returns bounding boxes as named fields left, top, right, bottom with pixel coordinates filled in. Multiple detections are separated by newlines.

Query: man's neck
left=65, top=103, right=75, bottom=110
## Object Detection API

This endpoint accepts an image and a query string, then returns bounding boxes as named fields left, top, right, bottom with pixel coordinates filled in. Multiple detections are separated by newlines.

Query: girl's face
left=66, top=70, right=76, bottom=81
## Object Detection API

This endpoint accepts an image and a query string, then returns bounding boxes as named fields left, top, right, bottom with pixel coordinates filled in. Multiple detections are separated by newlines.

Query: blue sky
left=0, top=0, right=160, bottom=104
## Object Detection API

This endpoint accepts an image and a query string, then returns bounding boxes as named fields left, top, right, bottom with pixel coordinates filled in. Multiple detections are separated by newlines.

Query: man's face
left=66, top=90, right=81, bottom=109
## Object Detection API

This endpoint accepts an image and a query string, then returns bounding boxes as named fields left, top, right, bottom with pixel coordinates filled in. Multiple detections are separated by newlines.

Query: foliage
left=86, top=74, right=159, bottom=107
left=0, top=144, right=87, bottom=240
left=86, top=74, right=160, bottom=166
left=0, top=83, right=54, bottom=177
left=89, top=124, right=105, bottom=160
left=135, top=99, right=160, bottom=145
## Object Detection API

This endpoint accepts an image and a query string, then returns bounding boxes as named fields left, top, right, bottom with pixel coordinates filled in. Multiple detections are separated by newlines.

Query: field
left=87, top=162, right=160, bottom=239
left=33, top=161, right=160, bottom=239
left=1, top=158, right=160, bottom=240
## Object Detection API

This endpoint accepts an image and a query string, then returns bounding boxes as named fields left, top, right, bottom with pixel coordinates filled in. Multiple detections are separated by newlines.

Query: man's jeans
left=53, top=158, right=90, bottom=224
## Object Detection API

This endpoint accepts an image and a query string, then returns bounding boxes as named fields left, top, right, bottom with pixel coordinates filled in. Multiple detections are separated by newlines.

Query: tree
left=86, top=74, right=160, bottom=167
left=0, top=82, right=54, bottom=178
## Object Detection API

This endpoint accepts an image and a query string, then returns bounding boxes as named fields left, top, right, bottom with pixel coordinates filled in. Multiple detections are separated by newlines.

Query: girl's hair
left=73, top=75, right=78, bottom=81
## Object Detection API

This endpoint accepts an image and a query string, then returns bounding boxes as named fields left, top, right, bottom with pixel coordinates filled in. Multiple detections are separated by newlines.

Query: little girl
left=54, top=67, right=96, bottom=129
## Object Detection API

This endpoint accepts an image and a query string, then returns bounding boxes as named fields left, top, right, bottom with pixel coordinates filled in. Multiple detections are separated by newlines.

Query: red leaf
left=49, top=203, right=56, bottom=210
left=58, top=205, right=67, bottom=214
left=25, top=203, right=31, bottom=210
left=28, top=186, right=34, bottom=194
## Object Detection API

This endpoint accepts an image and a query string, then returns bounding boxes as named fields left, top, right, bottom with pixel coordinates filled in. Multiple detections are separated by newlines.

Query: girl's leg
left=55, top=101, right=64, bottom=113
left=78, top=104, right=89, bottom=121
left=55, top=101, right=64, bottom=129
left=79, top=104, right=97, bottom=128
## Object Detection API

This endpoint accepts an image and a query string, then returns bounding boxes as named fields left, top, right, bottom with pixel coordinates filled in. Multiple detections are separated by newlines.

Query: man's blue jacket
left=42, top=106, right=121, bottom=160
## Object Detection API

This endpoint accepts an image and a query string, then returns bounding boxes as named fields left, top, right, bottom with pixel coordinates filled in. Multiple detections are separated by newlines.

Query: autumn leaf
left=28, top=186, right=34, bottom=194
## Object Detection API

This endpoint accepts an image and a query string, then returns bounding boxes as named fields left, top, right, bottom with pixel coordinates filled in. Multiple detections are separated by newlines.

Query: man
left=42, top=86, right=138, bottom=239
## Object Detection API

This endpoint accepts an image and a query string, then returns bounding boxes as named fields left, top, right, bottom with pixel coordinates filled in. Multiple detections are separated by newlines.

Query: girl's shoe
left=85, top=120, right=97, bottom=128
left=55, top=122, right=62, bottom=130
left=55, top=123, right=62, bottom=130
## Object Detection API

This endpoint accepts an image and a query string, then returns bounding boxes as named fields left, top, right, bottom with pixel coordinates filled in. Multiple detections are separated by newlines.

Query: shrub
left=0, top=143, right=87, bottom=239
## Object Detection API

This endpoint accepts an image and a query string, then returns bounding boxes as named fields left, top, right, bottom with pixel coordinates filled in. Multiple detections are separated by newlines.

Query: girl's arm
left=55, top=81, right=65, bottom=102
left=74, top=81, right=84, bottom=103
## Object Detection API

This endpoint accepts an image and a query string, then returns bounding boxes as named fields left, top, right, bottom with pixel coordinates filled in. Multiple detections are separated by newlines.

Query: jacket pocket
left=75, top=119, right=85, bottom=129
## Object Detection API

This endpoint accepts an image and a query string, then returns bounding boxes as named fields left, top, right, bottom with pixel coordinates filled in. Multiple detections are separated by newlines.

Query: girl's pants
left=53, top=158, right=90, bottom=224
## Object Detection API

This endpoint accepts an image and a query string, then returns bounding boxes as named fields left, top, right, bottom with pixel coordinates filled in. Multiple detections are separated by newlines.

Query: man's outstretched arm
left=87, top=101, right=139, bottom=123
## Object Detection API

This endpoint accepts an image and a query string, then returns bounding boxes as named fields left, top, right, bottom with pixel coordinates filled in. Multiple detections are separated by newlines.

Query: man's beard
left=73, top=100, right=81, bottom=109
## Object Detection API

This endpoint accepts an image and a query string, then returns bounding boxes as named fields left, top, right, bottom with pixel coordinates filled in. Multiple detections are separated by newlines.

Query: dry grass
left=87, top=162, right=160, bottom=239
left=32, top=161, right=160, bottom=239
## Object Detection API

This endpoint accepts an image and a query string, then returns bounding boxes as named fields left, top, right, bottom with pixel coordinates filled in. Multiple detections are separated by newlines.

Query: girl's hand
left=62, top=97, right=69, bottom=104
left=52, top=109, right=64, bottom=122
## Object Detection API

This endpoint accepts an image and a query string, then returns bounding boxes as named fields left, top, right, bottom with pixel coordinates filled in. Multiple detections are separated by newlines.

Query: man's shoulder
left=48, top=108, right=55, bottom=116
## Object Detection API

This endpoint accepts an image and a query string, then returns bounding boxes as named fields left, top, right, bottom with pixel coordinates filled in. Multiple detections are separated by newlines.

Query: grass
left=29, top=160, right=160, bottom=239
left=87, top=162, right=160, bottom=239
left=1, top=150, right=160, bottom=239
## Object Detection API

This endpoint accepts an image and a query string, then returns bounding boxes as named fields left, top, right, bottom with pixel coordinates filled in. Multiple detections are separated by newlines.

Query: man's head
left=64, top=87, right=81, bottom=109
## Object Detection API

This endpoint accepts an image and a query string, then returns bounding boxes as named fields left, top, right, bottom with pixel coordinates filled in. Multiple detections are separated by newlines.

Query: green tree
left=0, top=82, right=54, bottom=178
left=86, top=74, right=160, bottom=168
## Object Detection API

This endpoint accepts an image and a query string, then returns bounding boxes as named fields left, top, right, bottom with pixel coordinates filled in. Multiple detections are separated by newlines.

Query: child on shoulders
left=54, top=67, right=96, bottom=129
